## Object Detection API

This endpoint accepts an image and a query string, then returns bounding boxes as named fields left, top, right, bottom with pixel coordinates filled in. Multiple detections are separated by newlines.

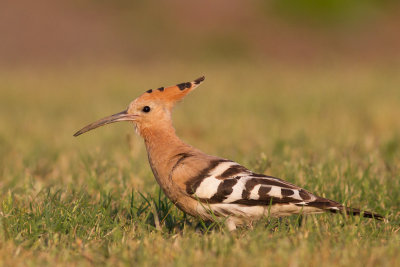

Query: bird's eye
left=142, top=106, right=151, bottom=113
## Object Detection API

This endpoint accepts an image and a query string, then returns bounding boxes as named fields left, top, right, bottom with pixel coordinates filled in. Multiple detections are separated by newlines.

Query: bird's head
left=73, top=76, right=205, bottom=137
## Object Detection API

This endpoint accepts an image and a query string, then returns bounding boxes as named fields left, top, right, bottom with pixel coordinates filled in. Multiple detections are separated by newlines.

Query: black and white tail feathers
left=305, top=198, right=384, bottom=220
left=342, top=207, right=384, bottom=220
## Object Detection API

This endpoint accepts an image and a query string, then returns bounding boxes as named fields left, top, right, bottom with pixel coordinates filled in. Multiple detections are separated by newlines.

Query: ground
left=0, top=63, right=399, bottom=266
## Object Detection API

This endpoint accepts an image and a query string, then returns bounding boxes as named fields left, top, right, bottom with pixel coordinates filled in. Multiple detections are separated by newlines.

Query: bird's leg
left=225, top=218, right=237, bottom=231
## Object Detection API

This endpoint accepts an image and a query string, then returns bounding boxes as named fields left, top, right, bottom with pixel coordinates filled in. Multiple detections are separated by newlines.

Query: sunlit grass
left=0, top=63, right=399, bottom=266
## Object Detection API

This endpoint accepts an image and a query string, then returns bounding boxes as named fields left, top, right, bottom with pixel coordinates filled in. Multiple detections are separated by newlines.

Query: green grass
left=0, top=64, right=399, bottom=266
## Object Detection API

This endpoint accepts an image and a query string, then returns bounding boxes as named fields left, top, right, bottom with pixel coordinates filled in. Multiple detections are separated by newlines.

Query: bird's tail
left=332, top=206, right=385, bottom=221
left=305, top=197, right=385, bottom=221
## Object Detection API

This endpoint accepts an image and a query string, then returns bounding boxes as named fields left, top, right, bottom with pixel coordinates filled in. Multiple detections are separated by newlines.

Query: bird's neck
left=140, top=122, right=193, bottom=195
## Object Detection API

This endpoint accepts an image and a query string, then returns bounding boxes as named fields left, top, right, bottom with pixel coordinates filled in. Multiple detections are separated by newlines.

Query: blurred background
left=1, top=0, right=400, bottom=67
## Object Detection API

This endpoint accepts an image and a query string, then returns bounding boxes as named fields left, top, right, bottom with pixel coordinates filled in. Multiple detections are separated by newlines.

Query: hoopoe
left=74, top=76, right=384, bottom=231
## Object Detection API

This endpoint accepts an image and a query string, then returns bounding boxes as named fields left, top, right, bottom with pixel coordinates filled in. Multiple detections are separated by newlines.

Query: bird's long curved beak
left=73, top=110, right=137, bottom=137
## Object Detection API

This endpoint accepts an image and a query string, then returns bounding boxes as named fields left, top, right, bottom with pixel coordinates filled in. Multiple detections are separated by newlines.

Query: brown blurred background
left=1, top=0, right=400, bottom=67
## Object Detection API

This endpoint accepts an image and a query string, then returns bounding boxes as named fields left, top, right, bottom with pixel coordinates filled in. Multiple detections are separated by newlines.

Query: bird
left=74, top=76, right=384, bottom=231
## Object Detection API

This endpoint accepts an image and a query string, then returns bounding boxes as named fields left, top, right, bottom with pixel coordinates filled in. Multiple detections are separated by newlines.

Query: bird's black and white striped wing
left=185, top=159, right=338, bottom=210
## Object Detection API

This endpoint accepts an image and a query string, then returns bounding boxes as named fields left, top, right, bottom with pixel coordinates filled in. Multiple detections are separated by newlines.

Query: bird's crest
left=137, top=76, right=205, bottom=108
